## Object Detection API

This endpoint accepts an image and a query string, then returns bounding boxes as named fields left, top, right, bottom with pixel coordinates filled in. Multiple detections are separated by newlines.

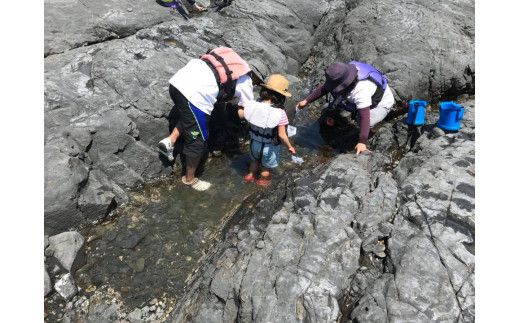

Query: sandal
left=243, top=173, right=255, bottom=183
left=182, top=176, right=212, bottom=191
left=255, top=175, right=272, bottom=187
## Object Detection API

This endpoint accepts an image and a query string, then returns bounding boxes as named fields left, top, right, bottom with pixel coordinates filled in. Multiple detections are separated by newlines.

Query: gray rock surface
left=44, top=0, right=332, bottom=235
left=45, top=0, right=177, bottom=56
left=48, top=231, right=85, bottom=272
left=55, top=273, right=78, bottom=300
left=302, top=0, right=475, bottom=102
left=45, top=268, right=52, bottom=296
left=86, top=303, right=119, bottom=323
left=45, top=0, right=474, bottom=235
left=170, top=101, right=475, bottom=322
left=45, top=0, right=475, bottom=321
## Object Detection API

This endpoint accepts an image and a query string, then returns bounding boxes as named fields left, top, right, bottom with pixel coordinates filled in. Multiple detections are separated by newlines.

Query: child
left=239, top=74, right=296, bottom=187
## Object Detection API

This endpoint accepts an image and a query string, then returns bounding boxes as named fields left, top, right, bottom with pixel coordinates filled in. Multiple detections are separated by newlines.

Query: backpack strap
left=201, top=51, right=237, bottom=102
left=370, top=85, right=384, bottom=108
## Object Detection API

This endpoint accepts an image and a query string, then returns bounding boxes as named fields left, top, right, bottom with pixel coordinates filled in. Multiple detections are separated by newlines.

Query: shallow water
left=47, top=121, right=329, bottom=318
left=74, top=154, right=262, bottom=308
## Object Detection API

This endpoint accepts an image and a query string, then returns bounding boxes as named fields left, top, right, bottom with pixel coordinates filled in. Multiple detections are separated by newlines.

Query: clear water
left=69, top=122, right=328, bottom=311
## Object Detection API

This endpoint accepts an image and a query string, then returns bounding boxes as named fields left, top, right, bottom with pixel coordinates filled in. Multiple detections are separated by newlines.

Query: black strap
left=201, top=51, right=237, bottom=102
left=250, top=127, right=274, bottom=140
left=208, top=52, right=233, bottom=83
left=370, top=82, right=384, bottom=108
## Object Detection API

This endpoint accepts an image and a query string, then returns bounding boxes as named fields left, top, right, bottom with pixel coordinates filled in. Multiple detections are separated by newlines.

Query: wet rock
left=127, top=257, right=146, bottom=273
left=115, top=229, right=147, bottom=249
left=86, top=303, right=119, bottom=323
left=54, top=273, right=78, bottom=300
left=127, top=308, right=143, bottom=323
left=48, top=231, right=85, bottom=272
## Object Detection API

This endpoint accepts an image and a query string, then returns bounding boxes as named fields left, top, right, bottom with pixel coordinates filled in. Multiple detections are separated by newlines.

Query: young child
left=238, top=74, right=296, bottom=187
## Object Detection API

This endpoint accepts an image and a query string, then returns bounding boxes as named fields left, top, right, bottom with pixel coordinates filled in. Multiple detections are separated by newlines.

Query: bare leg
left=260, top=169, right=270, bottom=178
left=248, top=161, right=259, bottom=177
left=168, top=127, right=180, bottom=144
left=185, top=155, right=201, bottom=182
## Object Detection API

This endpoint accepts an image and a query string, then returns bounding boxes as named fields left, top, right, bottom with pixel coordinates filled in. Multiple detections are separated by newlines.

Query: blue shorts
left=249, top=141, right=280, bottom=169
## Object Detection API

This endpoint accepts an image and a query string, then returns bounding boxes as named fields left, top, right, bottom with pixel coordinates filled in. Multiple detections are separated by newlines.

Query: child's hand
left=288, top=146, right=296, bottom=155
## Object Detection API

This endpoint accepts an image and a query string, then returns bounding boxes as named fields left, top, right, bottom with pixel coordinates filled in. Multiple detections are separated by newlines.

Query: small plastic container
left=437, top=101, right=464, bottom=131
left=406, top=100, right=428, bottom=126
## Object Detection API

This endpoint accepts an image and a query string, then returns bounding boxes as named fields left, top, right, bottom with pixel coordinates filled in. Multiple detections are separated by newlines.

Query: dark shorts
left=168, top=85, right=211, bottom=158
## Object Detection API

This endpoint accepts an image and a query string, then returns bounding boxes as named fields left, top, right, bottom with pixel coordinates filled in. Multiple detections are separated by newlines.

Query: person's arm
left=305, top=84, right=328, bottom=104
left=295, top=84, right=328, bottom=110
left=277, top=110, right=296, bottom=154
left=234, top=74, right=254, bottom=109
left=278, top=125, right=296, bottom=155
left=357, top=107, right=370, bottom=144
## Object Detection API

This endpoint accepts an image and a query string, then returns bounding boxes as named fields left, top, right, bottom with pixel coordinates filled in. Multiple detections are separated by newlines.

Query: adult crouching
left=295, top=61, right=395, bottom=154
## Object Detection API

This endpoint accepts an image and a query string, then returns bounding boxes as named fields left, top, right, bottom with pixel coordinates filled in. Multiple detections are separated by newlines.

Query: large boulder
left=302, top=0, right=475, bottom=102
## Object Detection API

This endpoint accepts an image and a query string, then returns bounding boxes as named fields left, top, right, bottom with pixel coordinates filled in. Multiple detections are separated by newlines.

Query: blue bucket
left=406, top=100, right=427, bottom=126
left=437, top=101, right=464, bottom=131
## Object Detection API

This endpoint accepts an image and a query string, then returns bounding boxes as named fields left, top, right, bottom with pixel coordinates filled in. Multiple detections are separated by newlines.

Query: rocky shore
left=45, top=0, right=475, bottom=321
left=168, top=98, right=475, bottom=322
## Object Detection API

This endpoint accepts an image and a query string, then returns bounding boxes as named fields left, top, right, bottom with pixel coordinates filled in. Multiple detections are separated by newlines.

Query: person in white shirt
left=158, top=47, right=254, bottom=191
left=238, top=74, right=296, bottom=187
left=295, top=61, right=395, bottom=154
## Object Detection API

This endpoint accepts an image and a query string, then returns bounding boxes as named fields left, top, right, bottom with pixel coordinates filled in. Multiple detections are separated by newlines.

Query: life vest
left=349, top=61, right=388, bottom=108
left=245, top=101, right=284, bottom=146
left=200, top=47, right=251, bottom=102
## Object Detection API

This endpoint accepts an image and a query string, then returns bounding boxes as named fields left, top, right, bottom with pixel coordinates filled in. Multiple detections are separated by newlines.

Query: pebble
left=375, top=251, right=386, bottom=258
left=373, top=244, right=386, bottom=253
left=149, top=305, right=156, bottom=312
left=256, top=241, right=265, bottom=249
left=149, top=298, right=158, bottom=306
left=127, top=7, right=133, bottom=12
